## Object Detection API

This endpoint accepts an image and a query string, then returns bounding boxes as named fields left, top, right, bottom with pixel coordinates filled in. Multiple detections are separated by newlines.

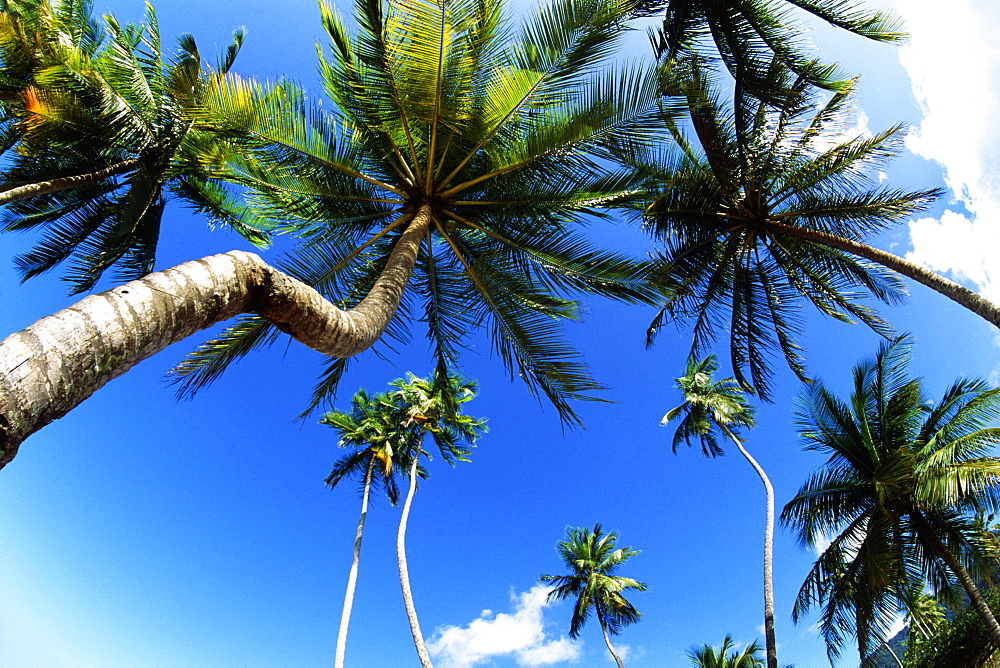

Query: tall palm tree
left=651, top=0, right=904, bottom=96
left=687, top=635, right=763, bottom=668
left=640, top=58, right=998, bottom=396
left=0, top=0, right=664, bottom=468
left=0, top=0, right=267, bottom=292
left=540, top=523, right=647, bottom=668
left=781, top=336, right=1000, bottom=662
left=385, top=372, right=486, bottom=668
left=662, top=355, right=777, bottom=668
left=170, top=0, right=665, bottom=422
left=321, top=387, right=423, bottom=668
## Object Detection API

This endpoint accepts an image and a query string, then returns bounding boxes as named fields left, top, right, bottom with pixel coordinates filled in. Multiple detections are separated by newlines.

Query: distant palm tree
left=662, top=355, right=777, bottom=668
left=651, top=0, right=904, bottom=96
left=640, top=58, right=1000, bottom=396
left=781, top=336, right=1000, bottom=662
left=687, top=635, right=763, bottom=668
left=321, top=387, right=422, bottom=668
left=540, top=523, right=647, bottom=668
left=388, top=372, right=487, bottom=668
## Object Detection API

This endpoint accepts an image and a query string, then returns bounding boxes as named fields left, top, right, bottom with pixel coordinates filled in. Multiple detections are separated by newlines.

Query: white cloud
left=891, top=0, right=1000, bottom=300
left=427, top=585, right=582, bottom=668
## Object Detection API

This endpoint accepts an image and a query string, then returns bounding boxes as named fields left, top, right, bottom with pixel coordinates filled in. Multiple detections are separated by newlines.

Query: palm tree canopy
left=170, top=0, right=667, bottom=424
left=687, top=635, right=764, bottom=668
left=639, top=58, right=940, bottom=396
left=662, top=354, right=755, bottom=457
left=780, top=335, right=1000, bottom=661
left=540, top=523, right=647, bottom=638
left=0, top=0, right=268, bottom=292
left=651, top=0, right=905, bottom=95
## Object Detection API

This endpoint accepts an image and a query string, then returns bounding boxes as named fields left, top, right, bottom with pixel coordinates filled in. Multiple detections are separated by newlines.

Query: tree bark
left=766, top=220, right=1000, bottom=328
left=397, top=453, right=433, bottom=667
left=0, top=205, right=431, bottom=469
left=722, top=425, right=777, bottom=668
left=335, top=454, right=374, bottom=668
left=599, top=616, right=625, bottom=668
left=909, top=509, right=1000, bottom=650
left=0, top=158, right=141, bottom=205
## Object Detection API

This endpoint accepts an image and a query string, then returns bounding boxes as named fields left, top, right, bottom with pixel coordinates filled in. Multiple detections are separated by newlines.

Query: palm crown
left=173, top=0, right=666, bottom=423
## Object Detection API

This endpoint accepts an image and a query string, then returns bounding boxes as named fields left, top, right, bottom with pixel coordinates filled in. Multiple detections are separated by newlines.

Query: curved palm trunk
left=767, top=221, right=1000, bottom=328
left=0, top=158, right=141, bottom=205
left=335, top=455, right=375, bottom=668
left=721, top=425, right=777, bottom=668
left=398, top=453, right=433, bottom=667
left=0, top=205, right=431, bottom=469
left=909, top=509, right=1000, bottom=650
left=598, top=616, right=625, bottom=668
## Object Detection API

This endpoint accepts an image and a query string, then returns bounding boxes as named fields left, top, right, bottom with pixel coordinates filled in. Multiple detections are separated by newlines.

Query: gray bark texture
left=0, top=206, right=430, bottom=469
left=0, top=158, right=141, bottom=205
left=398, top=454, right=433, bottom=667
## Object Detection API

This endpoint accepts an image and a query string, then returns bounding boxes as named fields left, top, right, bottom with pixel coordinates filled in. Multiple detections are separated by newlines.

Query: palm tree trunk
left=397, top=453, right=433, bottom=667
left=599, top=616, right=625, bottom=668
left=0, top=205, right=431, bottom=469
left=722, top=425, right=777, bottom=668
left=335, top=455, right=375, bottom=668
left=909, top=509, right=1000, bottom=650
left=767, top=221, right=1000, bottom=328
left=0, top=158, right=141, bottom=205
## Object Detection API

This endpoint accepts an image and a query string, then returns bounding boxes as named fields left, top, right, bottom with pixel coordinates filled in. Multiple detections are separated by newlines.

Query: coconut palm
left=384, top=372, right=486, bottom=668
left=540, top=523, right=646, bottom=668
left=0, top=0, right=267, bottom=293
left=687, top=635, right=763, bottom=668
left=781, top=336, right=1000, bottom=662
left=662, top=354, right=777, bottom=668
left=640, top=57, right=999, bottom=397
left=321, top=387, right=424, bottom=668
left=651, top=0, right=904, bottom=96
left=170, top=0, right=664, bottom=422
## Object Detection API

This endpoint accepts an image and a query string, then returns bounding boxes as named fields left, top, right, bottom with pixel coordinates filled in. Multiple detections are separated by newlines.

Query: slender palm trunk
left=722, top=425, right=777, bottom=668
left=909, top=509, right=1000, bottom=650
left=398, top=452, right=433, bottom=668
left=334, top=455, right=375, bottom=668
left=767, top=221, right=1000, bottom=328
left=0, top=158, right=141, bottom=205
left=0, top=205, right=431, bottom=469
left=599, top=616, right=625, bottom=668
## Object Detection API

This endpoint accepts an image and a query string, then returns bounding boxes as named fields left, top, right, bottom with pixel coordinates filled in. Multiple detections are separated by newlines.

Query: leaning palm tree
left=781, top=336, right=1000, bottom=662
left=540, top=523, right=647, bottom=668
left=687, top=635, right=763, bottom=668
left=385, top=372, right=487, bottom=668
left=662, top=355, right=777, bottom=668
left=651, top=0, right=904, bottom=96
left=321, top=387, right=423, bottom=668
left=640, top=57, right=998, bottom=396
left=0, top=0, right=664, bottom=469
left=0, top=0, right=266, bottom=292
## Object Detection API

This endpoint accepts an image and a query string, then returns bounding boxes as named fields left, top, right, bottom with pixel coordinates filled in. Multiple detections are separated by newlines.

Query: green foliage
left=687, top=635, right=763, bottom=668
left=540, top=523, right=647, bottom=639
left=904, top=588, right=1000, bottom=667
left=640, top=57, right=940, bottom=396
left=781, top=336, right=1000, bottom=662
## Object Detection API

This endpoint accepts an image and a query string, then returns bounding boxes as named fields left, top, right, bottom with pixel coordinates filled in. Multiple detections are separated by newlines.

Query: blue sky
left=0, top=1, right=998, bottom=666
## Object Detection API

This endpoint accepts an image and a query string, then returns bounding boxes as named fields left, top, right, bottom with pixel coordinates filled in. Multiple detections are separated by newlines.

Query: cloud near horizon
left=427, top=584, right=582, bottom=668
left=892, top=0, right=1000, bottom=305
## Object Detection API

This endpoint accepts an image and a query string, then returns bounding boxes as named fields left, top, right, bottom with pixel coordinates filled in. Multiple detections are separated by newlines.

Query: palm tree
left=0, top=0, right=664, bottom=469
left=0, top=0, right=267, bottom=292
left=540, top=523, right=647, bottom=668
left=640, top=58, right=999, bottom=396
left=781, top=336, right=1000, bottom=662
left=651, top=0, right=904, bottom=96
left=169, top=0, right=665, bottom=421
left=321, top=387, right=423, bottom=668
left=662, top=354, right=777, bottom=668
left=384, top=372, right=486, bottom=668
left=687, top=636, right=763, bottom=668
